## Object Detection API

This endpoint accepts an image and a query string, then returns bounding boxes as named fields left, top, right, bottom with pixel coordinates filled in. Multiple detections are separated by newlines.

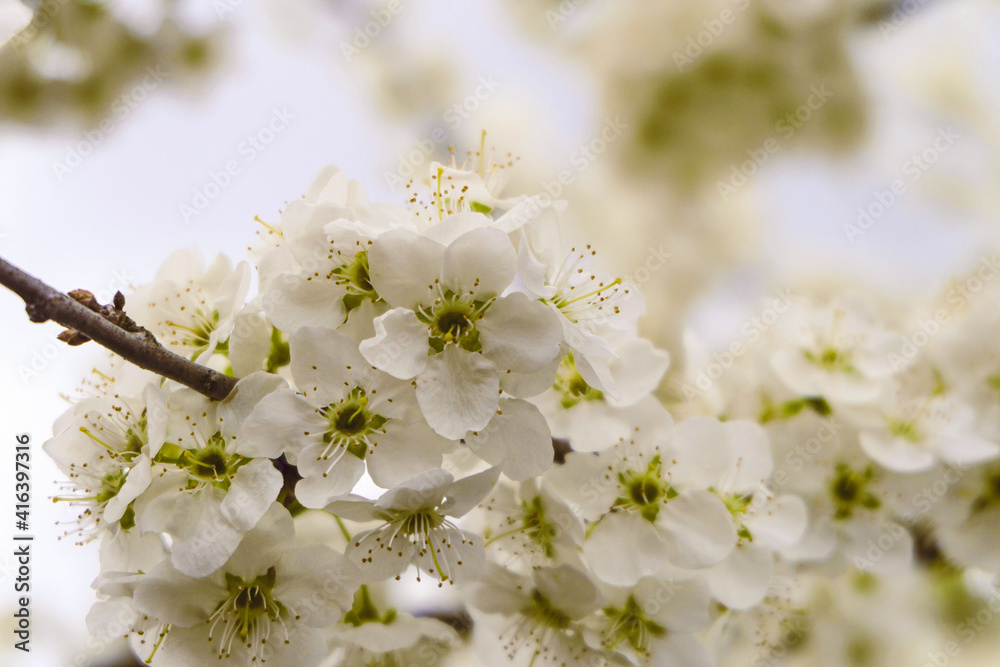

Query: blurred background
left=0, top=0, right=998, bottom=664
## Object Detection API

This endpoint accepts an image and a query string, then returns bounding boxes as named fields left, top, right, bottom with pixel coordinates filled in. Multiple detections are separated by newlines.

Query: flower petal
left=465, top=398, right=553, bottom=481
left=416, top=346, right=500, bottom=440
left=478, top=292, right=563, bottom=373
left=441, top=228, right=517, bottom=300
left=368, top=229, right=444, bottom=308
left=360, top=308, right=430, bottom=380
left=656, top=490, right=737, bottom=569
left=220, top=458, right=284, bottom=532
left=584, top=511, right=667, bottom=587
left=238, top=389, right=325, bottom=460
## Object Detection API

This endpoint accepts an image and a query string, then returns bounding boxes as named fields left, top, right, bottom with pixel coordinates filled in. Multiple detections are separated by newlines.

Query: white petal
left=290, top=326, right=373, bottom=403
left=238, top=389, right=325, bottom=459
left=143, top=384, right=169, bottom=457
left=723, top=420, right=773, bottom=492
left=224, top=503, right=294, bottom=580
left=931, top=434, right=1000, bottom=467
left=0, top=2, right=32, bottom=47
left=220, top=459, right=284, bottom=531
left=229, top=308, right=272, bottom=377
left=218, top=371, right=287, bottom=439
left=366, top=419, right=453, bottom=489
left=545, top=449, right=618, bottom=520
left=423, top=211, right=492, bottom=245
left=744, top=494, right=808, bottom=549
left=533, top=565, right=601, bottom=618
left=368, top=229, right=444, bottom=308
left=133, top=560, right=222, bottom=627
left=550, top=400, right=630, bottom=453
left=478, top=293, right=563, bottom=373
left=296, top=451, right=367, bottom=508
left=841, top=517, right=913, bottom=575
left=104, top=457, right=152, bottom=523
left=584, top=512, right=667, bottom=587
left=375, top=468, right=453, bottom=511
left=325, top=495, right=381, bottom=522
left=139, top=485, right=247, bottom=577
left=650, top=633, right=714, bottom=667
left=441, top=228, right=517, bottom=300
left=441, top=466, right=502, bottom=517
left=87, top=599, right=140, bottom=641
left=416, top=347, right=499, bottom=439
left=602, top=337, right=671, bottom=407
left=337, top=613, right=458, bottom=653
left=275, top=545, right=357, bottom=625
left=360, top=308, right=429, bottom=379
left=859, top=432, right=937, bottom=473
left=465, top=398, right=553, bottom=481
left=500, top=353, right=563, bottom=399
left=633, top=576, right=711, bottom=632
left=656, top=491, right=737, bottom=569
left=669, top=418, right=736, bottom=489
left=263, top=272, right=347, bottom=331
left=347, top=529, right=415, bottom=582
left=702, top=544, right=773, bottom=609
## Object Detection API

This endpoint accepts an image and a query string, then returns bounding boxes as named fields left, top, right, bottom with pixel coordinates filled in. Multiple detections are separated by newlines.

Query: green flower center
left=320, top=388, right=387, bottom=460
left=829, top=463, right=880, bottom=520
left=524, top=590, right=571, bottom=631
left=209, top=567, right=289, bottom=660
left=887, top=419, right=921, bottom=443
left=971, top=466, right=1000, bottom=513
left=329, top=250, right=380, bottom=314
left=601, top=595, right=666, bottom=657
left=342, top=585, right=397, bottom=627
left=397, top=508, right=446, bottom=536
left=804, top=347, right=854, bottom=373
left=722, top=493, right=754, bottom=541
left=615, top=455, right=677, bottom=523
left=95, top=469, right=127, bottom=506
left=417, top=291, right=487, bottom=353
left=523, top=496, right=559, bottom=559
left=122, top=413, right=148, bottom=458
left=553, top=354, right=604, bottom=410
left=167, top=308, right=224, bottom=357
left=179, top=432, right=245, bottom=487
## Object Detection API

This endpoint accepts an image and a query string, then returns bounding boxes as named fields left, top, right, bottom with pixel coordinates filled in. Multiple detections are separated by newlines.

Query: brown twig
left=0, top=256, right=237, bottom=400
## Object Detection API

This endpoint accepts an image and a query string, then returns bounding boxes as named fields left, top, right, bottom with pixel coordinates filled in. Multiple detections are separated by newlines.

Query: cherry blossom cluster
left=43, top=143, right=1000, bottom=666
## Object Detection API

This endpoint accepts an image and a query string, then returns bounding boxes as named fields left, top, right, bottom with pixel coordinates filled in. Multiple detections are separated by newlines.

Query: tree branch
left=0, top=256, right=237, bottom=401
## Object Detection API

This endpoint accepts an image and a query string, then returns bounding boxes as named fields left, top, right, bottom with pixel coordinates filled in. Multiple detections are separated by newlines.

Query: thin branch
left=0, top=256, right=236, bottom=401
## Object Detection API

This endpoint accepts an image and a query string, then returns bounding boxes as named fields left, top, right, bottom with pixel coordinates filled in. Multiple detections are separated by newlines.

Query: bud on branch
left=0, top=256, right=237, bottom=400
